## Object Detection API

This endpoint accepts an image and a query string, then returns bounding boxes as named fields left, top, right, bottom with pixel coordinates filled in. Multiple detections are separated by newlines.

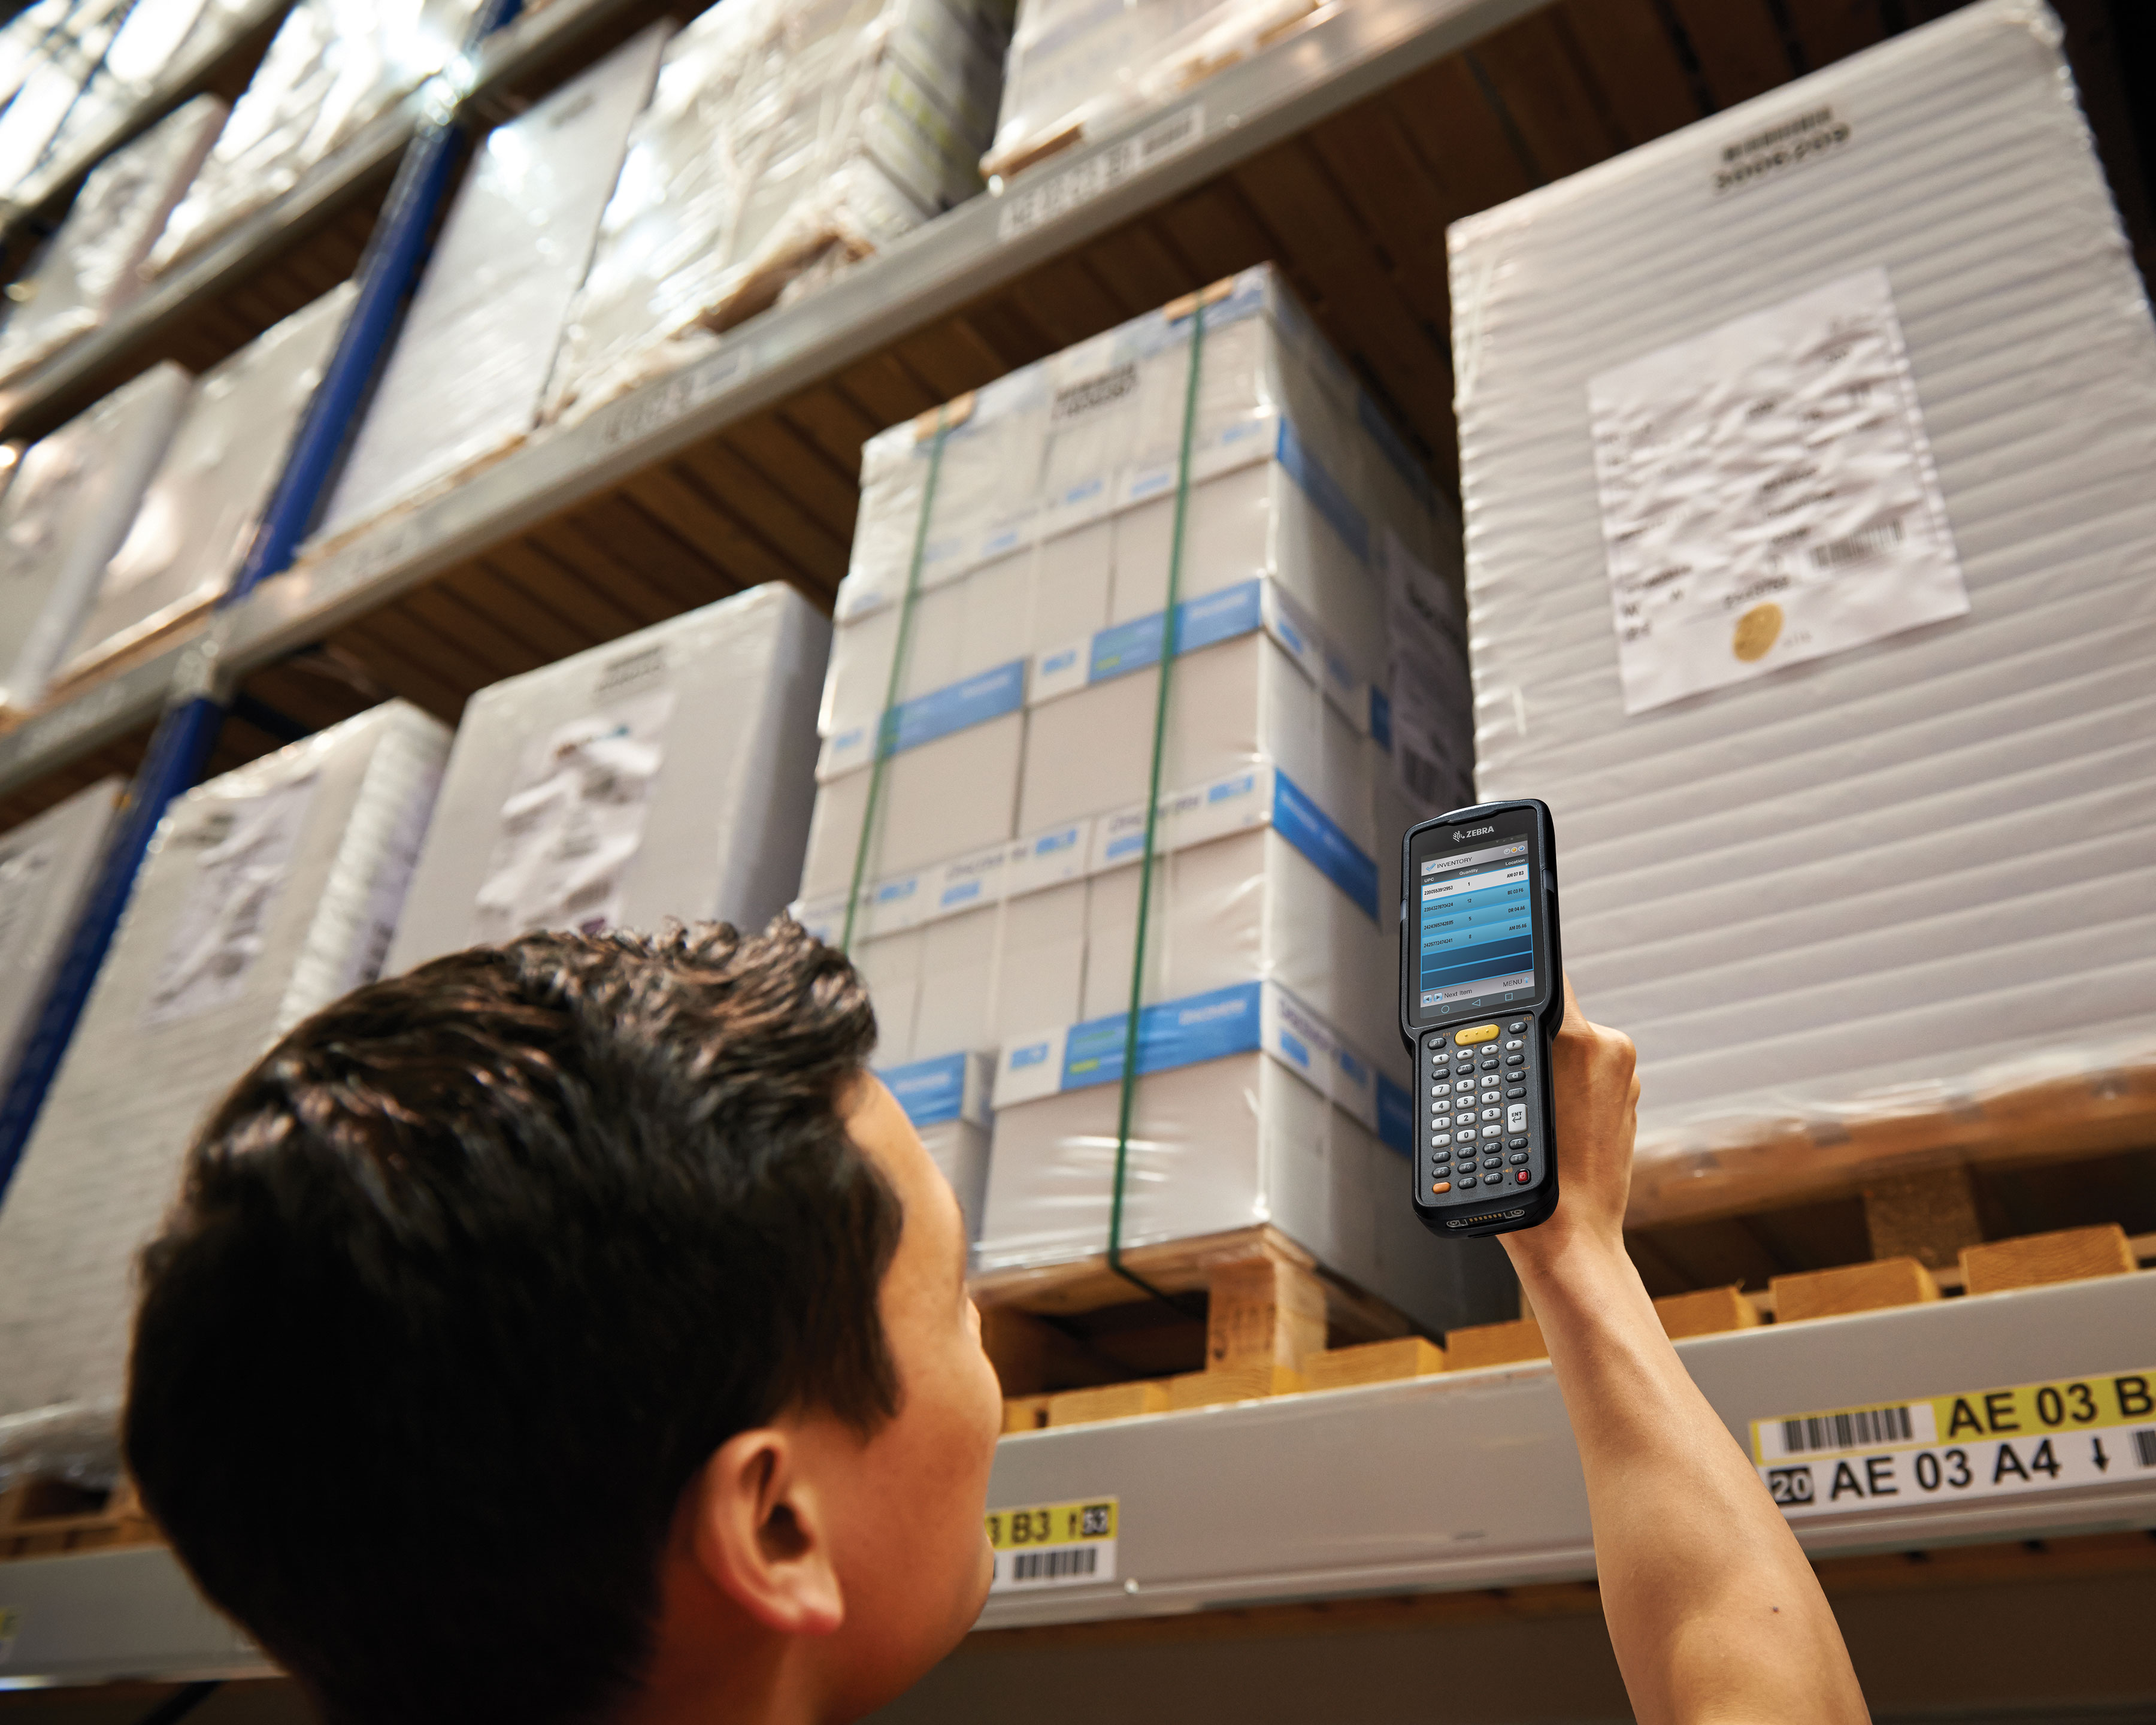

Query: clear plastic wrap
left=0, top=0, right=129, bottom=193
left=312, top=25, right=667, bottom=547
left=56, top=281, right=352, bottom=688
left=794, top=265, right=1497, bottom=1328
left=0, top=701, right=449, bottom=1488
left=543, top=0, right=1012, bottom=422
left=1447, top=1, right=2156, bottom=1207
left=0, top=97, right=225, bottom=388
left=0, top=775, right=123, bottom=1096
left=383, top=582, right=829, bottom=974
left=983, top=0, right=1316, bottom=178
left=0, top=362, right=192, bottom=714
left=147, top=0, right=485, bottom=275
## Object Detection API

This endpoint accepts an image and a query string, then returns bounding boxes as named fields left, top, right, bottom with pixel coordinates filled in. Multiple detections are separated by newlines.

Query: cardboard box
left=544, top=0, right=1012, bottom=420
left=0, top=96, right=224, bottom=386
left=984, top=0, right=1318, bottom=178
left=0, top=776, right=124, bottom=1096
left=314, top=27, right=667, bottom=543
left=0, top=702, right=449, bottom=1443
left=385, top=583, right=828, bottom=970
left=0, top=364, right=191, bottom=713
left=57, top=285, right=352, bottom=685
left=148, top=0, right=484, bottom=273
left=1448, top=0, right=2156, bottom=1168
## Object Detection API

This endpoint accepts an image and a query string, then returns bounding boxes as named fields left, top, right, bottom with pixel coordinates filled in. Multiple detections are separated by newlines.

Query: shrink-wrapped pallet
left=0, top=98, right=225, bottom=387
left=54, top=282, right=350, bottom=688
left=0, top=776, right=123, bottom=1100
left=147, top=0, right=484, bottom=275
left=316, top=26, right=666, bottom=543
left=0, top=702, right=449, bottom=1481
left=1448, top=0, right=2156, bottom=1216
left=0, top=0, right=128, bottom=194
left=984, top=0, right=1313, bottom=178
left=0, top=362, right=190, bottom=714
left=795, top=265, right=1498, bottom=1325
left=544, top=0, right=1011, bottom=422
left=384, top=583, right=829, bottom=973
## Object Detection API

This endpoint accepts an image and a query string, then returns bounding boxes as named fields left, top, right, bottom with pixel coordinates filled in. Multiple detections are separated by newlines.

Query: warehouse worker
left=125, top=921, right=1867, bottom=1725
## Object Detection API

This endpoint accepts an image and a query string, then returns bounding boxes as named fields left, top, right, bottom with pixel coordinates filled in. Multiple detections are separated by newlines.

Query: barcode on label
left=1781, top=1405, right=1913, bottom=1454
left=1012, top=1546, right=1098, bottom=1582
left=2136, top=1429, right=2156, bottom=1468
left=1810, top=518, right=1903, bottom=567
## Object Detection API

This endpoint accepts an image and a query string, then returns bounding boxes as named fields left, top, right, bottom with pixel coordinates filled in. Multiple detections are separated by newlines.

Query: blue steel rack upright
left=0, top=0, right=526, bottom=1194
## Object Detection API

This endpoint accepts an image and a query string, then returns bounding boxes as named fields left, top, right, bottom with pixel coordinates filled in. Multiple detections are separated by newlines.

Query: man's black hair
left=125, top=919, right=901, bottom=1725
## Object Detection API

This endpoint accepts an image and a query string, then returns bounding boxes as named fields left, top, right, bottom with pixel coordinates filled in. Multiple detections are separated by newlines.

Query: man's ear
left=687, top=1427, right=846, bottom=1637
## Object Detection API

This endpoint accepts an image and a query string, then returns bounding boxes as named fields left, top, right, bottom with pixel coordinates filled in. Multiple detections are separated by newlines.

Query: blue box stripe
left=1276, top=419, right=1371, bottom=565
left=879, top=659, right=1026, bottom=758
left=1057, top=981, right=1264, bottom=1091
left=878, top=1051, right=973, bottom=1127
left=1086, top=579, right=1265, bottom=684
left=1273, top=770, right=1379, bottom=919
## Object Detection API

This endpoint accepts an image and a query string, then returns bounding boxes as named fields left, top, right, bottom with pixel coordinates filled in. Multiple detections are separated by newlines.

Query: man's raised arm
left=1512, top=979, right=1870, bottom=1725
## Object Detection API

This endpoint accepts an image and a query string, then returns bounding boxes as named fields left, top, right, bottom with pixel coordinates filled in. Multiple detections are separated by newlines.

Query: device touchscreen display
left=1412, top=822, right=1540, bottom=1022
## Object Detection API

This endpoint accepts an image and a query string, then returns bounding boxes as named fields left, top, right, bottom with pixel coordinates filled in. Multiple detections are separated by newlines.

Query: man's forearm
left=1516, top=1236, right=1870, bottom=1725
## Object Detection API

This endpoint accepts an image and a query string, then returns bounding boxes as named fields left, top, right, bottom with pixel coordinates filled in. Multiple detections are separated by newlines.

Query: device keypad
left=1424, top=1021, right=1544, bottom=1206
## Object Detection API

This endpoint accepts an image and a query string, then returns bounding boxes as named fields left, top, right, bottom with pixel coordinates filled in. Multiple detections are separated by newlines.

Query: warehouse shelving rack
left=0, top=0, right=291, bottom=260
left=1, top=1271, right=2151, bottom=1684
left=7, top=0, right=2147, bottom=839
left=0, top=0, right=2150, bottom=1691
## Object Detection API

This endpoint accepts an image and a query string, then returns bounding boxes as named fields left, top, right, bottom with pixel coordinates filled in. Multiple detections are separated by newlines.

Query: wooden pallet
left=0, top=1473, right=160, bottom=1562
left=1625, top=1049, right=2156, bottom=1228
left=986, top=1219, right=2156, bottom=1422
left=976, top=1224, right=1450, bottom=1432
left=1444, top=1222, right=2156, bottom=1372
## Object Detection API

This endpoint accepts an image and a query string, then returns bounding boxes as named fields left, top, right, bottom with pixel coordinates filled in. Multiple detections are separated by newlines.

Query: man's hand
left=1508, top=974, right=1639, bottom=1272
left=1501, top=975, right=1869, bottom=1725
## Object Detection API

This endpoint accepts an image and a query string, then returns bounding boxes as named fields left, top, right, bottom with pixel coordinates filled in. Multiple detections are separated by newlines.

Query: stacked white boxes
left=384, top=583, right=829, bottom=974
left=797, top=266, right=1498, bottom=1328
left=0, top=0, right=128, bottom=193
left=147, top=0, right=485, bottom=274
left=0, top=777, right=123, bottom=1099
left=315, top=26, right=668, bottom=543
left=0, top=362, right=191, bottom=715
left=0, top=96, right=225, bottom=387
left=55, top=283, right=352, bottom=688
left=983, top=0, right=1315, bottom=177
left=544, top=0, right=1012, bottom=421
left=1448, top=0, right=2156, bottom=1205
left=0, top=702, right=449, bottom=1478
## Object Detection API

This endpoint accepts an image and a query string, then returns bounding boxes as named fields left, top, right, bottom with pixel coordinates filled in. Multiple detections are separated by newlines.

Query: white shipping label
left=474, top=690, right=676, bottom=943
left=144, top=774, right=319, bottom=1028
left=1587, top=266, right=1967, bottom=713
left=1754, top=1367, right=2156, bottom=1520
left=1380, top=528, right=1473, bottom=809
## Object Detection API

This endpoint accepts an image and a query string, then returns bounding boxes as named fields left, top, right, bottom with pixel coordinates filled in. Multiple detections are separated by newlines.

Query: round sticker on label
left=1732, top=603, right=1783, bottom=662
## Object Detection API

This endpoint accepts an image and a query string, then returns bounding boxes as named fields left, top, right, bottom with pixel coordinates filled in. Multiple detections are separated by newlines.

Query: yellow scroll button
left=1454, top=1024, right=1500, bottom=1045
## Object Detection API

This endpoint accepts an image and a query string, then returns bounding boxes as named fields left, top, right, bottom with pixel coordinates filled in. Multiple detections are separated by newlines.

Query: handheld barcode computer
left=1400, top=800, right=1563, bottom=1238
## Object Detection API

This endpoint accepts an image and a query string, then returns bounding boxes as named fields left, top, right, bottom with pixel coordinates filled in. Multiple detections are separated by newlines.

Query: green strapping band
left=1105, top=293, right=1210, bottom=1310
left=840, top=403, right=952, bottom=955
